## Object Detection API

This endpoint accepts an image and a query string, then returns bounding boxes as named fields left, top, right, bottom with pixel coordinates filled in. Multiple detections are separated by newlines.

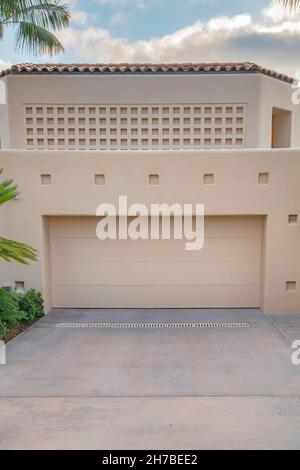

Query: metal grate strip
left=56, top=322, right=250, bottom=329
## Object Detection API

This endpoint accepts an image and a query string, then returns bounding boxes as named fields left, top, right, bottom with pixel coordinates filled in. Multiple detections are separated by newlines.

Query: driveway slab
left=0, top=308, right=300, bottom=449
left=1, top=396, right=300, bottom=450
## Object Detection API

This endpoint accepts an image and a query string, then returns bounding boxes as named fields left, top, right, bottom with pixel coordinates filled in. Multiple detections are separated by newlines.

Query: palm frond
left=276, top=0, right=300, bottom=11
left=0, top=185, right=19, bottom=205
left=16, top=20, right=64, bottom=55
left=0, top=237, right=38, bottom=264
left=0, top=0, right=70, bottom=55
left=0, top=169, right=37, bottom=265
left=0, top=173, right=19, bottom=205
left=2, top=1, right=70, bottom=30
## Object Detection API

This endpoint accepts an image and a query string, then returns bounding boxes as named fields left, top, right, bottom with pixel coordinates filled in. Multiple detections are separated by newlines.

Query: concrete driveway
left=1, top=308, right=300, bottom=449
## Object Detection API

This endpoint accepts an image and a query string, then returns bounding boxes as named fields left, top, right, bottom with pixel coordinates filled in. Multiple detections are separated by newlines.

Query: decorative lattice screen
left=24, top=104, right=246, bottom=150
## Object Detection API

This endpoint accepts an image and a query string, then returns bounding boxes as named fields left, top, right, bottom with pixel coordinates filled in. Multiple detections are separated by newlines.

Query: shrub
left=0, top=288, right=26, bottom=340
left=0, top=288, right=44, bottom=340
left=16, top=289, right=44, bottom=322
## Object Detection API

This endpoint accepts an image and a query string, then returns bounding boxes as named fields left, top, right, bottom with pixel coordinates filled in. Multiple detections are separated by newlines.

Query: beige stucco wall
left=1, top=72, right=299, bottom=149
left=0, top=148, right=299, bottom=314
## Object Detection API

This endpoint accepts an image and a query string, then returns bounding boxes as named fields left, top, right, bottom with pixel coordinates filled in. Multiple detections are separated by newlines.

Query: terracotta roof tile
left=0, top=62, right=294, bottom=83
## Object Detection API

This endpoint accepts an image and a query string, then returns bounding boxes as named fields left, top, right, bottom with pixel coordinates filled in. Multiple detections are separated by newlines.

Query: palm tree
left=0, top=169, right=37, bottom=264
left=0, top=2, right=70, bottom=262
left=0, top=0, right=70, bottom=55
left=277, top=0, right=300, bottom=10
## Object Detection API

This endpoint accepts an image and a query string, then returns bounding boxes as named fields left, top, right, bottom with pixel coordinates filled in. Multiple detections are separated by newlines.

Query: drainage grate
left=56, top=322, right=250, bottom=329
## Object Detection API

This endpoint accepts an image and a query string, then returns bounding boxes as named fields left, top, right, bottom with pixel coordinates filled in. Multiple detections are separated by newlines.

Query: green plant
left=16, top=289, right=44, bottom=321
left=0, top=288, right=44, bottom=340
left=0, top=169, right=37, bottom=264
left=0, top=0, right=70, bottom=55
left=277, top=0, right=300, bottom=11
left=0, top=288, right=26, bottom=340
left=0, top=169, right=19, bottom=204
left=0, top=237, right=38, bottom=264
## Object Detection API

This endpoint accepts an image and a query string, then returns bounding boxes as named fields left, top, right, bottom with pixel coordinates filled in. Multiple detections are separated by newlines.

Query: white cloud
left=207, top=14, right=252, bottom=32
left=56, top=3, right=300, bottom=78
left=263, top=1, right=300, bottom=23
left=0, top=59, right=11, bottom=71
left=64, top=0, right=93, bottom=25
left=71, top=9, right=90, bottom=25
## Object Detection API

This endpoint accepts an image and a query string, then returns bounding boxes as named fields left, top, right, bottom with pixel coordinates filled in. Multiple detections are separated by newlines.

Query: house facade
left=0, top=62, right=299, bottom=314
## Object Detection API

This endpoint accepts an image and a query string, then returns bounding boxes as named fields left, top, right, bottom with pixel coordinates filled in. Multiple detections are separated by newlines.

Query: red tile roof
left=0, top=62, right=294, bottom=83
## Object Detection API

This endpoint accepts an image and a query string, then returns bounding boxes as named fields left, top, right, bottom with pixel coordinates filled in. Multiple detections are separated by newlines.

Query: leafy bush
left=16, top=289, right=44, bottom=322
left=0, top=288, right=26, bottom=340
left=0, top=288, right=44, bottom=341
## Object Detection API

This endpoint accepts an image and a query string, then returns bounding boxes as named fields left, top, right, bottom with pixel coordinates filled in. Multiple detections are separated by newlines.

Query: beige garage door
left=49, top=216, right=263, bottom=308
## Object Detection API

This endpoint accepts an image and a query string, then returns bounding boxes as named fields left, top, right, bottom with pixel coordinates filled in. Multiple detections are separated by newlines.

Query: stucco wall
left=1, top=73, right=299, bottom=149
left=259, top=75, right=300, bottom=148
left=0, top=148, right=299, bottom=314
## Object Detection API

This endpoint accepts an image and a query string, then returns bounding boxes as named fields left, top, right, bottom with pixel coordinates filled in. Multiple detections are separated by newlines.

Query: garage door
left=49, top=215, right=263, bottom=308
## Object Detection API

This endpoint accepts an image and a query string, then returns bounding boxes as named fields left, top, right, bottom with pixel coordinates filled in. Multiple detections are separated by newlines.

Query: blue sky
left=0, top=0, right=300, bottom=78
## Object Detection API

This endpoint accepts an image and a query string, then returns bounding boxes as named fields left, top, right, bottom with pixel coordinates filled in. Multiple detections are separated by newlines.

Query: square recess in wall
left=258, top=172, right=269, bottom=184
left=288, top=214, right=298, bottom=225
left=41, top=174, right=51, bottom=185
left=286, top=281, right=297, bottom=292
left=15, top=281, right=25, bottom=293
left=95, top=174, right=105, bottom=185
left=203, top=173, right=214, bottom=185
left=149, top=174, right=159, bottom=185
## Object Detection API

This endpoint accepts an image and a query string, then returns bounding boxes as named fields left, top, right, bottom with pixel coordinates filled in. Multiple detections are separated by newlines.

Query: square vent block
left=258, top=172, right=269, bottom=184
left=41, top=174, right=51, bottom=185
left=149, top=174, right=159, bottom=185
left=288, top=214, right=298, bottom=225
left=203, top=173, right=215, bottom=185
left=95, top=174, right=105, bottom=185
left=15, top=281, right=25, bottom=293
left=286, top=281, right=297, bottom=292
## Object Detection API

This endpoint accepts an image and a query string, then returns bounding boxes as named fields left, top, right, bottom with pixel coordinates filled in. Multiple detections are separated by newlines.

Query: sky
left=1, top=0, right=300, bottom=78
